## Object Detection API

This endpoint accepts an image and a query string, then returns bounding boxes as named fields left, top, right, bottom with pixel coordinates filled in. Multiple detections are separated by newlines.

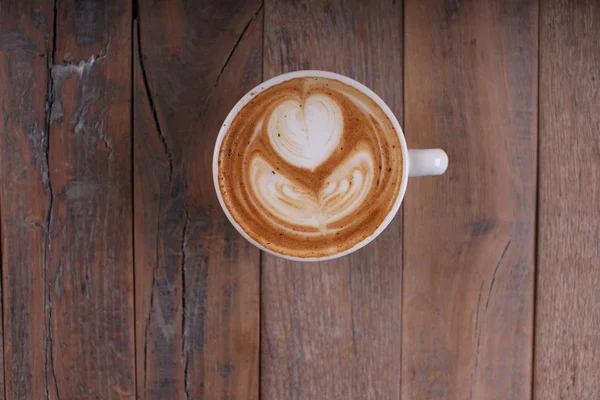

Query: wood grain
left=46, top=1, right=135, bottom=398
left=402, top=1, right=537, bottom=398
left=133, top=1, right=262, bottom=398
left=261, top=1, right=403, bottom=398
left=535, top=1, right=600, bottom=398
left=1, top=1, right=135, bottom=398
left=0, top=1, right=54, bottom=398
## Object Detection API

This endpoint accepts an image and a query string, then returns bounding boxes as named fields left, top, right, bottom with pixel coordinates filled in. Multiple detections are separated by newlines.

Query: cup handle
left=408, top=149, right=448, bottom=177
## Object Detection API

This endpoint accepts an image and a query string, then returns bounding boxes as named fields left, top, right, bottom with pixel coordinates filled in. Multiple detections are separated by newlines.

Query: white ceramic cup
left=213, top=70, right=448, bottom=262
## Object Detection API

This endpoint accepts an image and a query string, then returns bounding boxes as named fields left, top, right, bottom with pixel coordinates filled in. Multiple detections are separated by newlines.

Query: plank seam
left=131, top=0, right=138, bottom=397
left=532, top=0, right=541, bottom=398
left=42, top=1, right=59, bottom=398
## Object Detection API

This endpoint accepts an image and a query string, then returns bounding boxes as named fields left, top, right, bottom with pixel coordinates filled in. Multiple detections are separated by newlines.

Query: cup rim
left=212, top=70, right=409, bottom=262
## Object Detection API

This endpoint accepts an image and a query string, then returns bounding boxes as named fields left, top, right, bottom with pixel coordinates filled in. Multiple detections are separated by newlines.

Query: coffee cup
left=213, top=70, right=447, bottom=261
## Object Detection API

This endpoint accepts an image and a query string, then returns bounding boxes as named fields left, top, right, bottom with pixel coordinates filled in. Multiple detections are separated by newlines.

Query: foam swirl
left=249, top=156, right=321, bottom=228
left=318, top=144, right=374, bottom=224
left=249, top=142, right=375, bottom=232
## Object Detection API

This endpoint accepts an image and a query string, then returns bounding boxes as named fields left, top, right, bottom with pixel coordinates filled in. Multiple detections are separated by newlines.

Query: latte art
left=250, top=142, right=374, bottom=231
left=218, top=77, right=402, bottom=258
left=267, top=95, right=343, bottom=170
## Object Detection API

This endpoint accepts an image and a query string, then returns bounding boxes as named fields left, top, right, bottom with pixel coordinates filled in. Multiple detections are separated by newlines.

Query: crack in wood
left=47, top=303, right=61, bottom=400
left=142, top=209, right=160, bottom=395
left=181, top=209, right=190, bottom=364
left=195, top=5, right=263, bottom=121
left=181, top=209, right=191, bottom=399
left=469, top=281, right=484, bottom=400
left=473, top=281, right=483, bottom=342
left=184, top=354, right=191, bottom=400
left=485, top=239, right=511, bottom=311
left=135, top=18, right=173, bottom=184
left=470, top=238, right=512, bottom=399
left=42, top=1, right=57, bottom=399
left=214, top=4, right=263, bottom=88
left=142, top=271, right=156, bottom=396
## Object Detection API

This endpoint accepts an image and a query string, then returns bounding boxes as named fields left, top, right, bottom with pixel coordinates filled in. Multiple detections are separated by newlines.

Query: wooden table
left=0, top=0, right=598, bottom=399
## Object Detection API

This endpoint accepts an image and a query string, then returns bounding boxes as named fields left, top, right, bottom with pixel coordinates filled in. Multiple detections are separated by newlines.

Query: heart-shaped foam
left=267, top=94, right=343, bottom=170
left=249, top=142, right=375, bottom=232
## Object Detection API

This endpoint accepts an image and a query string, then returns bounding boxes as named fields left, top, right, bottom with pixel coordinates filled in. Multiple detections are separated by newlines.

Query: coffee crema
left=218, top=77, right=402, bottom=258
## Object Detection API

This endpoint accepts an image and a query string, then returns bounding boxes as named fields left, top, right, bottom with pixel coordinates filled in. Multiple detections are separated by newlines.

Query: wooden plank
left=535, top=1, right=600, bottom=398
left=402, top=1, right=537, bottom=398
left=0, top=1, right=54, bottom=398
left=133, top=1, right=262, bottom=399
left=44, top=1, right=135, bottom=398
left=261, top=1, right=403, bottom=398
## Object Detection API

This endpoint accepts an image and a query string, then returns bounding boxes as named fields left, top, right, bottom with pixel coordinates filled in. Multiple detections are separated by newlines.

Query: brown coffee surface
left=218, top=77, right=403, bottom=258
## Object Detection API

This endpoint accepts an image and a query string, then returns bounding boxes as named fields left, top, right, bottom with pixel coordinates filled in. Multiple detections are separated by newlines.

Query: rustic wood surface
left=535, top=0, right=600, bottom=398
left=2, top=0, right=137, bottom=398
left=134, top=0, right=261, bottom=399
left=49, top=2, right=136, bottom=398
left=0, top=0, right=597, bottom=399
left=0, top=1, right=51, bottom=397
